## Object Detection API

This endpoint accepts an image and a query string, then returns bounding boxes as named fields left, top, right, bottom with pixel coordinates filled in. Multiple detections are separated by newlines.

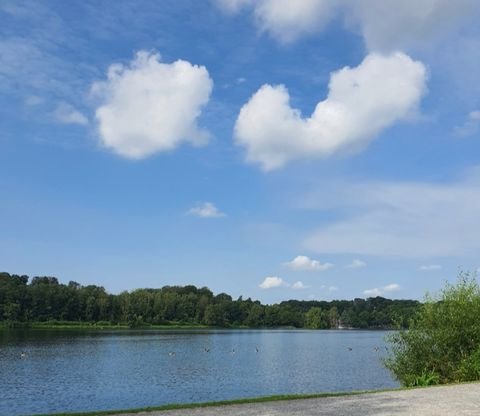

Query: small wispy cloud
left=53, top=102, right=88, bottom=125
left=187, top=202, right=226, bottom=218
left=292, top=281, right=310, bottom=290
left=419, top=264, right=441, bottom=271
left=363, top=283, right=400, bottom=297
left=346, top=259, right=367, bottom=269
left=453, top=110, right=480, bottom=137
left=259, top=276, right=288, bottom=289
left=317, top=284, right=338, bottom=293
left=284, top=255, right=333, bottom=272
left=302, top=170, right=480, bottom=259
left=24, top=95, right=43, bottom=106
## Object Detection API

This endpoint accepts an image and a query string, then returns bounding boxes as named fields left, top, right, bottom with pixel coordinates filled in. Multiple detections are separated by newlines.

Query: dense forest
left=0, top=272, right=420, bottom=329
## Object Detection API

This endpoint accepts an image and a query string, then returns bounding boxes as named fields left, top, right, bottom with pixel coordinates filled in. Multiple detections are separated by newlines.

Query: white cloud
left=292, top=281, right=310, bottom=289
left=252, top=0, right=336, bottom=44
left=363, top=288, right=381, bottom=297
left=53, top=102, right=88, bottom=125
left=187, top=202, right=226, bottom=218
left=259, top=276, right=288, bottom=289
left=419, top=264, right=442, bottom=271
left=346, top=259, right=367, bottom=269
left=214, top=0, right=252, bottom=14
left=346, top=0, right=478, bottom=52
left=216, top=0, right=335, bottom=43
left=454, top=110, right=480, bottom=137
left=303, top=169, right=480, bottom=258
left=364, top=283, right=400, bottom=297
left=91, top=51, right=213, bottom=159
left=285, top=255, right=333, bottom=271
left=216, top=0, right=478, bottom=51
left=384, top=283, right=400, bottom=292
left=234, top=52, right=426, bottom=170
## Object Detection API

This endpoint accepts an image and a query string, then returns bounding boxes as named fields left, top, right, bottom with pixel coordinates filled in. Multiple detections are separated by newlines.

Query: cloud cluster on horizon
left=258, top=276, right=314, bottom=291
left=363, top=283, right=400, bottom=297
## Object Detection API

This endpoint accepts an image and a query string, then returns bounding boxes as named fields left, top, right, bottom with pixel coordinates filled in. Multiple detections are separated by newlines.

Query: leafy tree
left=203, top=304, right=227, bottom=326
left=305, top=307, right=327, bottom=329
left=385, top=272, right=480, bottom=386
left=328, top=306, right=339, bottom=328
left=245, top=303, right=264, bottom=327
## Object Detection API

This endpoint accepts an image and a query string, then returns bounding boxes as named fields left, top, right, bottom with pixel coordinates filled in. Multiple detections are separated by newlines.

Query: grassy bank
left=34, top=388, right=396, bottom=416
left=32, top=382, right=480, bottom=416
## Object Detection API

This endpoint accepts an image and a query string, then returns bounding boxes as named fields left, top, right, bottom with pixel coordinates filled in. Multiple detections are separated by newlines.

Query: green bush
left=385, top=272, right=480, bottom=386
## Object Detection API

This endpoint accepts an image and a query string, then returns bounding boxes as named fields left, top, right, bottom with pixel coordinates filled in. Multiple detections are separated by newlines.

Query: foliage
left=411, top=370, right=439, bottom=387
left=385, top=272, right=480, bottom=386
left=0, top=271, right=419, bottom=329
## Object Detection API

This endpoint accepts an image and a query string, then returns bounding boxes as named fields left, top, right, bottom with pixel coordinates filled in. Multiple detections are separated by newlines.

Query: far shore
left=0, top=321, right=395, bottom=331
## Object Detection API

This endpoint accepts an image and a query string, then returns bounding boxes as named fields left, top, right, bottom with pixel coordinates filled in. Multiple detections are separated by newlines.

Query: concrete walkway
left=117, top=384, right=480, bottom=416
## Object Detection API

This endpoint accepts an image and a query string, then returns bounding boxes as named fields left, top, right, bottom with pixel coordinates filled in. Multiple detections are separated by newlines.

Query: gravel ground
left=115, top=383, right=480, bottom=416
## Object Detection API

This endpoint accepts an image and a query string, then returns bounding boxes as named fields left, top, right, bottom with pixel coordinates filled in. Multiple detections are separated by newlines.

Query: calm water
left=0, top=329, right=398, bottom=416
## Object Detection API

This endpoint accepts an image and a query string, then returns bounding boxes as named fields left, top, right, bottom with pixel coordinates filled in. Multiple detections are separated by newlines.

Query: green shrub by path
left=385, top=272, right=480, bottom=386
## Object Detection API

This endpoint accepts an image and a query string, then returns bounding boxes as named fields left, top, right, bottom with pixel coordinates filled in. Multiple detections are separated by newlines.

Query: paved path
left=117, top=384, right=480, bottom=416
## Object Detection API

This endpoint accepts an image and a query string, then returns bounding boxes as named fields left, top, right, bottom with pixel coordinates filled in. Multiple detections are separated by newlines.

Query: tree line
left=0, top=272, right=419, bottom=329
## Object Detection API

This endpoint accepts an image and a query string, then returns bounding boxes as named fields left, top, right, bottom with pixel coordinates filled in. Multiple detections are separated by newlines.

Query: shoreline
left=32, top=388, right=400, bottom=416
left=32, top=383, right=480, bottom=416
left=0, top=322, right=395, bottom=331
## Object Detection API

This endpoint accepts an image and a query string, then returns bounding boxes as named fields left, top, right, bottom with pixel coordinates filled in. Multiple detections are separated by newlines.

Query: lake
left=0, top=329, right=398, bottom=416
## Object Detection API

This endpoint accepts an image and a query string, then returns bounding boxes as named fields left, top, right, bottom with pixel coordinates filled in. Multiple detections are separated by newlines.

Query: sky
left=1, top=0, right=480, bottom=303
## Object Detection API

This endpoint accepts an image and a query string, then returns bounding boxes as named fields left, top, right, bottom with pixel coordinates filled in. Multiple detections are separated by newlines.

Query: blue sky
left=1, top=0, right=480, bottom=303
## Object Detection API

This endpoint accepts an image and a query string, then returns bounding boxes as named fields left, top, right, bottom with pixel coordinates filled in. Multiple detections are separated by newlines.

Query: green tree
left=328, top=306, right=339, bottom=328
left=245, top=303, right=264, bottom=327
left=203, top=304, right=227, bottom=326
left=305, top=307, right=327, bottom=329
left=385, top=272, right=480, bottom=386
